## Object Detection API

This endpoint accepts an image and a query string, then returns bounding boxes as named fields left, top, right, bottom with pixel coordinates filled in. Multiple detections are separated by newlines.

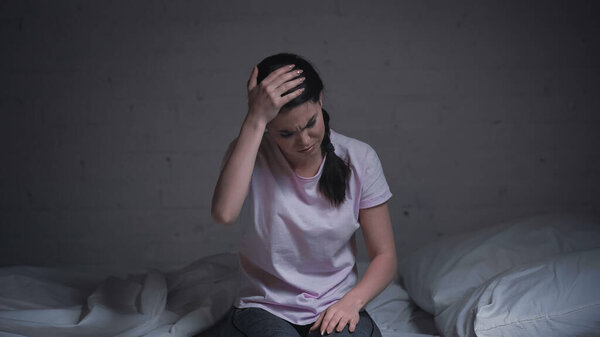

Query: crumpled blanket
left=0, top=253, right=439, bottom=337
left=0, top=253, right=238, bottom=337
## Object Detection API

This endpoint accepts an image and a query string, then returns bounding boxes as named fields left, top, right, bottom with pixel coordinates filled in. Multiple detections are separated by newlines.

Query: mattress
left=0, top=253, right=438, bottom=337
left=2, top=212, right=598, bottom=337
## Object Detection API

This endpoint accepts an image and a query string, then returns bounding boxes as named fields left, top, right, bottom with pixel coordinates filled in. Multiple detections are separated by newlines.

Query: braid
left=318, top=109, right=350, bottom=206
left=320, top=108, right=333, bottom=155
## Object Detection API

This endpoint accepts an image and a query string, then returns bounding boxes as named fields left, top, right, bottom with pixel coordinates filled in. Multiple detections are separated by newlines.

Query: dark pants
left=197, top=307, right=382, bottom=337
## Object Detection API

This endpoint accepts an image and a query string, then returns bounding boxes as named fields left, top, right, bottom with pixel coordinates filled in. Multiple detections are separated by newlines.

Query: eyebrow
left=278, top=113, right=317, bottom=133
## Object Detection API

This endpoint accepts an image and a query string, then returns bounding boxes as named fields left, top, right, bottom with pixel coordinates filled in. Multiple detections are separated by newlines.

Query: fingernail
left=296, top=69, right=303, bottom=74
left=288, top=64, right=295, bottom=68
left=300, top=77, right=306, bottom=81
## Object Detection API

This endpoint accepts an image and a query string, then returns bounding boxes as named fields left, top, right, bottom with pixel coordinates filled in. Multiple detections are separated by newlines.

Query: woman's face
left=267, top=99, right=325, bottom=168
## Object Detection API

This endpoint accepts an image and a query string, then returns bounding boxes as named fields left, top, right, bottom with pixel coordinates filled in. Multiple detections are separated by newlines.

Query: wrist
left=243, top=112, right=268, bottom=132
left=341, top=291, right=366, bottom=311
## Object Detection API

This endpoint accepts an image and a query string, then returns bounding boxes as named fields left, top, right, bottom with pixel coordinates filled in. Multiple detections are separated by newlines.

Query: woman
left=211, top=53, right=397, bottom=337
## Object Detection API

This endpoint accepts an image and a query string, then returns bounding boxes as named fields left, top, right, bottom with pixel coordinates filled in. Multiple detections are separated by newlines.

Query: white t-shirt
left=234, top=129, right=392, bottom=325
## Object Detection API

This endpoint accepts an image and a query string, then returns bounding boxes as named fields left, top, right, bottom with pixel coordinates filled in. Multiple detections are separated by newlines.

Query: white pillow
left=435, top=248, right=600, bottom=337
left=399, top=213, right=600, bottom=315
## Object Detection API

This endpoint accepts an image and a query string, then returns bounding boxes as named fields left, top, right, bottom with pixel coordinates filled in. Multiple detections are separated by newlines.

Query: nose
left=297, top=130, right=310, bottom=147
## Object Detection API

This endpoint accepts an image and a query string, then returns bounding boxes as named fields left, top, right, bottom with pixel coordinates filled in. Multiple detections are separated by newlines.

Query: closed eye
left=277, top=113, right=317, bottom=138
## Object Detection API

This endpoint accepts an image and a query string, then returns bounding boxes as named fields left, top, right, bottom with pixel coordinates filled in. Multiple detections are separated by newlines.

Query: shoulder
left=330, top=130, right=385, bottom=182
left=330, top=129, right=378, bottom=163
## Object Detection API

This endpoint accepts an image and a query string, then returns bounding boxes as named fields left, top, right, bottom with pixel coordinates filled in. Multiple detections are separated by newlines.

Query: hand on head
left=246, top=64, right=305, bottom=126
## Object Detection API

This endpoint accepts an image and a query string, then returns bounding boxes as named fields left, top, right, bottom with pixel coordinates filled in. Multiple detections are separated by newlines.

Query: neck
left=284, top=150, right=324, bottom=177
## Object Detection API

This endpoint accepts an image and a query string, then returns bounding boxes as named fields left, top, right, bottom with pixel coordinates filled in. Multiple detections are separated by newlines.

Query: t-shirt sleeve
left=359, top=146, right=392, bottom=209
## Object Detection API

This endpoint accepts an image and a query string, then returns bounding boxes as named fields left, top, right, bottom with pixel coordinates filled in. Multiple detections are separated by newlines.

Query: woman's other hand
left=309, top=297, right=361, bottom=335
left=246, top=64, right=305, bottom=125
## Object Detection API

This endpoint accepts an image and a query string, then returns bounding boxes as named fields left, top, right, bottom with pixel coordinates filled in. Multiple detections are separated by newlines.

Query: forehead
left=270, top=101, right=320, bottom=130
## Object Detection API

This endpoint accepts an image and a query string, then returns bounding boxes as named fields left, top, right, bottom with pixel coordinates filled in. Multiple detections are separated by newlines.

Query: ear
left=318, top=92, right=323, bottom=106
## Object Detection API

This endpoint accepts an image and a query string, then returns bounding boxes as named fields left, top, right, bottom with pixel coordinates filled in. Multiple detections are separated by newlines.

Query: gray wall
left=1, top=1, right=599, bottom=272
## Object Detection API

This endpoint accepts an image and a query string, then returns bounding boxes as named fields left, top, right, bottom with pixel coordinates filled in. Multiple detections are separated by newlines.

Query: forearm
left=343, top=252, right=397, bottom=310
left=211, top=114, right=266, bottom=224
left=311, top=252, right=397, bottom=335
left=212, top=63, right=305, bottom=224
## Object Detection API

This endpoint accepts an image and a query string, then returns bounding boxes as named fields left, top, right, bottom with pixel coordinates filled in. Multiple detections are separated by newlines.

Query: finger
left=247, top=65, right=258, bottom=91
left=336, top=317, right=350, bottom=332
left=261, top=64, right=294, bottom=86
left=275, top=76, right=305, bottom=97
left=270, top=68, right=304, bottom=90
left=349, top=317, right=359, bottom=332
left=320, top=310, right=334, bottom=335
left=326, top=313, right=341, bottom=334
left=310, top=312, right=324, bottom=331
left=278, top=87, right=305, bottom=106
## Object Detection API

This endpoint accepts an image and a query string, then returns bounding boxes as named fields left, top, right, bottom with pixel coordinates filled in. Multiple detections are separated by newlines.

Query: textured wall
left=1, top=1, right=599, bottom=271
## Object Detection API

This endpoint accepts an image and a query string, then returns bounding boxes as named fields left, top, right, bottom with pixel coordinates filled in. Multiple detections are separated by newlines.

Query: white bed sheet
left=0, top=254, right=438, bottom=337
left=357, top=262, right=438, bottom=337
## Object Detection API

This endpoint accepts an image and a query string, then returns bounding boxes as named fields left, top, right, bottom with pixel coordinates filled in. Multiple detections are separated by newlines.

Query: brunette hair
left=257, top=53, right=350, bottom=206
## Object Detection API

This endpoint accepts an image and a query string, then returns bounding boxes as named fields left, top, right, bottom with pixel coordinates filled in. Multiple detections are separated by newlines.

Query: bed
left=1, top=213, right=599, bottom=337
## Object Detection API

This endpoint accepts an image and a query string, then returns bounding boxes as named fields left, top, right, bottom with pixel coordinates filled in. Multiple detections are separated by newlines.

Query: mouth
left=298, top=144, right=316, bottom=153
